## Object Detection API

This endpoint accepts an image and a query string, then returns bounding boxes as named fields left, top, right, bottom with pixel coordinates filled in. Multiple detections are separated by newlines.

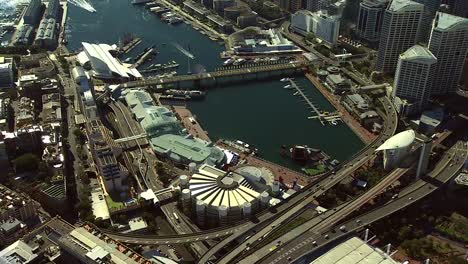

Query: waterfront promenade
left=172, top=106, right=211, bottom=142
left=157, top=0, right=227, bottom=40
left=306, top=73, right=377, bottom=144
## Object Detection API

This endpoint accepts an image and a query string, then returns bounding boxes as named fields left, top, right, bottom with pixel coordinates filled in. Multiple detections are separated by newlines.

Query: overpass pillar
left=416, top=140, right=432, bottom=179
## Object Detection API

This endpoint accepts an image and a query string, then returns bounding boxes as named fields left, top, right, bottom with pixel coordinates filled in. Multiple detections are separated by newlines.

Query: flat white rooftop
left=311, top=237, right=401, bottom=264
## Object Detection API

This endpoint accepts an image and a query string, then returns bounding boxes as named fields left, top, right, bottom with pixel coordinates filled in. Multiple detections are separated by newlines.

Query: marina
left=283, top=78, right=342, bottom=126
left=66, top=0, right=363, bottom=171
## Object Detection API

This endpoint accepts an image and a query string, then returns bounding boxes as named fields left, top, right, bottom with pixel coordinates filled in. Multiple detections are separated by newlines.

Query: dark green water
left=68, top=0, right=364, bottom=170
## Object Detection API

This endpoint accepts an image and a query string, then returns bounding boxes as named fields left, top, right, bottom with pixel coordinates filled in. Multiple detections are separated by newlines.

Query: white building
left=291, top=10, right=340, bottom=44
left=357, top=0, right=389, bottom=42
left=183, top=164, right=263, bottom=227
left=291, top=10, right=314, bottom=35
left=376, top=0, right=424, bottom=73
left=428, top=12, right=468, bottom=95
left=392, top=45, right=437, bottom=116
left=78, top=42, right=142, bottom=80
left=376, top=130, right=416, bottom=170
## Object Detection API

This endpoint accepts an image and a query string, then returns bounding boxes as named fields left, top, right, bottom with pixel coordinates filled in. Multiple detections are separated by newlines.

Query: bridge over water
left=122, top=61, right=309, bottom=89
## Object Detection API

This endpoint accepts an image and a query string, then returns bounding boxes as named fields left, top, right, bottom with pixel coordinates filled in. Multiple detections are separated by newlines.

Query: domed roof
left=376, top=130, right=415, bottom=151
left=189, top=164, right=261, bottom=209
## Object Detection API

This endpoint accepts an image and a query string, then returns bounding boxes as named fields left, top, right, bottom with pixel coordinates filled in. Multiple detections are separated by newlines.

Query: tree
left=12, top=154, right=40, bottom=173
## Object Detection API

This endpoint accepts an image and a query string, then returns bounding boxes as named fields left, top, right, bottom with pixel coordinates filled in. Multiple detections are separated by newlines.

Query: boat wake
left=172, top=42, right=195, bottom=59
left=68, top=0, right=96, bottom=13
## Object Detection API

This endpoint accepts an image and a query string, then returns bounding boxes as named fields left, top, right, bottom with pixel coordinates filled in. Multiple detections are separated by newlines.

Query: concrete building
left=34, top=18, right=58, bottom=49
left=12, top=25, right=34, bottom=46
left=0, top=185, right=38, bottom=223
left=237, top=12, right=258, bottom=28
left=229, top=28, right=301, bottom=54
left=0, top=63, right=14, bottom=89
left=23, top=0, right=42, bottom=25
left=291, top=10, right=314, bottom=35
left=310, top=10, right=341, bottom=44
left=392, top=45, right=437, bottom=116
left=44, top=0, right=60, bottom=19
left=342, top=94, right=381, bottom=126
left=213, top=0, right=235, bottom=14
left=306, top=0, right=326, bottom=12
left=376, top=129, right=416, bottom=170
left=325, top=73, right=351, bottom=94
left=183, top=164, right=263, bottom=227
left=449, top=0, right=468, bottom=18
left=376, top=0, right=424, bottom=73
left=87, top=120, right=128, bottom=194
left=291, top=10, right=341, bottom=44
left=0, top=218, right=27, bottom=247
left=357, top=0, right=389, bottom=42
left=418, top=108, right=444, bottom=135
left=0, top=240, right=40, bottom=263
left=412, top=0, right=441, bottom=42
left=428, top=12, right=468, bottom=95
left=289, top=0, right=302, bottom=13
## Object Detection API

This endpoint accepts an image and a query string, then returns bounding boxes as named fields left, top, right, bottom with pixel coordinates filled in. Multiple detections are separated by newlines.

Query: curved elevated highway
left=103, top=96, right=397, bottom=259
left=197, top=96, right=398, bottom=263
left=256, top=140, right=468, bottom=264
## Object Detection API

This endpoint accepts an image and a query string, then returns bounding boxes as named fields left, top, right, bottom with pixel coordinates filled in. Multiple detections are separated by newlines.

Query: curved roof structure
left=388, top=0, right=423, bottom=13
left=189, top=165, right=261, bottom=210
left=376, top=130, right=415, bottom=151
left=400, top=45, right=437, bottom=64
left=433, top=12, right=468, bottom=31
left=81, top=42, right=141, bottom=80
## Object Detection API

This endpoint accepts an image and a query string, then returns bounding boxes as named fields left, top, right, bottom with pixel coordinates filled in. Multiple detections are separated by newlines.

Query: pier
left=120, top=37, right=142, bottom=54
left=122, top=61, right=308, bottom=89
left=285, top=79, right=341, bottom=126
left=134, top=48, right=156, bottom=68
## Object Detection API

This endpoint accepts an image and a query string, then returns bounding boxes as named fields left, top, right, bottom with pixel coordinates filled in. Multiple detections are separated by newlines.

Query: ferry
left=233, top=58, right=245, bottom=65
left=331, top=120, right=338, bottom=126
left=280, top=78, right=290, bottom=82
left=223, top=58, right=234, bottom=66
left=163, top=89, right=206, bottom=100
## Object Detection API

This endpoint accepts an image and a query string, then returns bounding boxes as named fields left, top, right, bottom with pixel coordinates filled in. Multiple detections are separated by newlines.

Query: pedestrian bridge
left=121, top=61, right=309, bottom=89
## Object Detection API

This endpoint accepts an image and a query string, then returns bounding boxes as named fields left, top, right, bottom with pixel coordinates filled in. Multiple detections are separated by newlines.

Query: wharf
left=155, top=0, right=227, bottom=40
left=134, top=48, right=155, bottom=68
left=172, top=106, right=211, bottom=142
left=286, top=79, right=341, bottom=126
left=121, top=37, right=142, bottom=54
left=58, top=1, right=68, bottom=45
left=306, top=73, right=376, bottom=144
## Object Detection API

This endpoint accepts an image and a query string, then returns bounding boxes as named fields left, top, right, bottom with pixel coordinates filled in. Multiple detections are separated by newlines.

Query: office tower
left=23, top=0, right=42, bottom=25
left=428, top=12, right=468, bottom=94
left=0, top=63, right=13, bottom=89
left=450, top=0, right=468, bottom=18
left=393, top=45, right=437, bottom=115
left=357, top=0, right=389, bottom=41
left=413, top=0, right=441, bottom=42
left=290, top=0, right=303, bottom=13
left=376, top=0, right=424, bottom=73
left=311, top=10, right=341, bottom=44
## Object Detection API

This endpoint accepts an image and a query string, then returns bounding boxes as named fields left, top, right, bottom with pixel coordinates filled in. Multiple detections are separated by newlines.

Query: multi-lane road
left=256, top=140, right=467, bottom=264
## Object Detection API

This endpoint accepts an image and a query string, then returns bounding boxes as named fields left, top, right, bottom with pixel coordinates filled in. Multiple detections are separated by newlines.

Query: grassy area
left=302, top=164, right=326, bottom=176
left=435, top=213, right=468, bottom=243
left=262, top=217, right=308, bottom=245
left=105, top=195, right=125, bottom=212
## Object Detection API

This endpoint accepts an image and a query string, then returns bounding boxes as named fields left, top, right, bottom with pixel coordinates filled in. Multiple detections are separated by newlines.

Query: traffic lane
left=276, top=145, right=466, bottom=264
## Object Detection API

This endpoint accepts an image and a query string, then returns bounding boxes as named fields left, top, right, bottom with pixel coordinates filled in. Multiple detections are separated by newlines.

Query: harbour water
left=67, top=0, right=364, bottom=170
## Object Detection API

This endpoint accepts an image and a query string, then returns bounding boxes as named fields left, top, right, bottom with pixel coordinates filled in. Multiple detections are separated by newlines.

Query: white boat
left=280, top=78, right=290, bottom=82
left=331, top=120, right=338, bottom=125
left=223, top=58, right=234, bottom=66
left=284, top=84, right=292, bottom=89
left=233, top=58, right=245, bottom=65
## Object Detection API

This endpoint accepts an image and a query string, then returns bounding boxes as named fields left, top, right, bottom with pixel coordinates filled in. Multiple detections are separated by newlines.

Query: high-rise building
left=413, top=0, right=441, bottom=43
left=44, top=0, right=60, bottom=19
left=450, top=0, right=468, bottom=18
left=290, top=0, right=303, bottom=12
left=306, top=0, right=321, bottom=12
left=0, top=63, right=13, bottom=89
left=311, top=10, right=341, bottom=44
left=393, top=45, right=437, bottom=115
left=357, top=0, right=389, bottom=42
left=376, top=0, right=424, bottom=73
left=428, top=12, right=468, bottom=94
left=22, top=0, right=42, bottom=25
